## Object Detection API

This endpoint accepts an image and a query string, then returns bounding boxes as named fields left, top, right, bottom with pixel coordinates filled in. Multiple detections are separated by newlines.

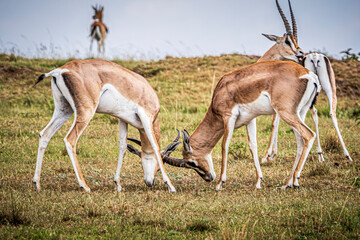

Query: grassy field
left=1, top=53, right=359, bottom=239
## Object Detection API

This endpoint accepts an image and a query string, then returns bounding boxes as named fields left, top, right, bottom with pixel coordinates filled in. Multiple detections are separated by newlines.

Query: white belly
left=96, top=84, right=143, bottom=129
left=234, top=91, right=275, bottom=128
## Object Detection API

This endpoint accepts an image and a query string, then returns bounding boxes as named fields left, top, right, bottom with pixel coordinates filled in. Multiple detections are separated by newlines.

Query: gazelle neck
left=258, top=45, right=283, bottom=62
left=190, top=105, right=224, bottom=155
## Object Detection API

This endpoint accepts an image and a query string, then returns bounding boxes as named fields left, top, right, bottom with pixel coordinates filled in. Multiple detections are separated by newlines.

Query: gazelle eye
left=285, top=38, right=291, bottom=46
left=187, top=161, right=197, bottom=168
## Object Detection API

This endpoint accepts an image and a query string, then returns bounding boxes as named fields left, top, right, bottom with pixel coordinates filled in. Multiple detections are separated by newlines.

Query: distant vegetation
left=341, top=48, right=360, bottom=62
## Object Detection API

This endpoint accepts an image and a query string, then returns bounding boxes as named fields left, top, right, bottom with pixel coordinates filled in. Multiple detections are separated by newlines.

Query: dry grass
left=0, top=54, right=359, bottom=239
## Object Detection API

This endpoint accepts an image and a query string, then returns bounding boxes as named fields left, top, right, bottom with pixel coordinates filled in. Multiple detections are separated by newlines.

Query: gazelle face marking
left=182, top=153, right=215, bottom=182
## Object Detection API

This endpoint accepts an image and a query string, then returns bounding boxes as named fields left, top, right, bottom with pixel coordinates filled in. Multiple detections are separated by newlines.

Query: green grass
left=0, top=54, right=359, bottom=239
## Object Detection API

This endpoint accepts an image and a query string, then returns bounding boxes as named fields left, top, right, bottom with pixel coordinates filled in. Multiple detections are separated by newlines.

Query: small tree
left=340, top=48, right=360, bottom=61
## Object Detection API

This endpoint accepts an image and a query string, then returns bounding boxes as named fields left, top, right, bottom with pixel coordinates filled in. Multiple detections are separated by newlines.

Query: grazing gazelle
left=264, top=53, right=353, bottom=163
left=259, top=0, right=304, bottom=63
left=33, top=59, right=178, bottom=193
left=90, top=5, right=108, bottom=55
left=128, top=60, right=321, bottom=190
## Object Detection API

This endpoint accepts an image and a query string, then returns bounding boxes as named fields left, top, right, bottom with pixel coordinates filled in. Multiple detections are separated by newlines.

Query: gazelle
left=33, top=59, right=178, bottom=193
left=128, top=60, right=321, bottom=190
left=263, top=52, right=353, bottom=162
left=90, top=5, right=108, bottom=55
left=259, top=0, right=304, bottom=63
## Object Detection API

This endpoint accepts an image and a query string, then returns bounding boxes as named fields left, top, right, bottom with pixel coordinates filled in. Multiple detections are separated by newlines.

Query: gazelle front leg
left=114, top=120, right=128, bottom=192
left=246, top=118, right=263, bottom=189
left=262, top=114, right=280, bottom=163
left=310, top=107, right=325, bottom=162
left=137, top=108, right=176, bottom=193
left=216, top=115, right=236, bottom=191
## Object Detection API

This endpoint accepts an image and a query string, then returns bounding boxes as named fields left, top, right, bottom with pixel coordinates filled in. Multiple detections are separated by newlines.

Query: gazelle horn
left=276, top=0, right=292, bottom=35
left=288, top=0, right=298, bottom=41
left=126, top=130, right=185, bottom=167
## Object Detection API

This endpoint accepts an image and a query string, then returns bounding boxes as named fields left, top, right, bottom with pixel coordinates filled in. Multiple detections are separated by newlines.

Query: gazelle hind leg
left=246, top=118, right=263, bottom=189
left=278, top=110, right=315, bottom=189
left=291, top=130, right=304, bottom=188
left=216, top=115, right=236, bottom=190
left=114, top=120, right=128, bottom=192
left=262, top=114, right=280, bottom=163
left=137, top=108, right=176, bottom=193
left=33, top=106, right=73, bottom=190
left=329, top=109, right=352, bottom=161
left=64, top=111, right=95, bottom=192
left=310, top=107, right=325, bottom=162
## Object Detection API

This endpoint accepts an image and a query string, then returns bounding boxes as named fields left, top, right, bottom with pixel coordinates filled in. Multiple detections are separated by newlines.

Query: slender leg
left=290, top=129, right=304, bottom=187
left=64, top=111, right=94, bottom=192
left=216, top=115, right=236, bottom=190
left=137, top=109, right=176, bottom=193
left=114, top=120, right=128, bottom=192
left=246, top=118, right=263, bottom=189
left=90, top=38, right=94, bottom=52
left=310, top=107, right=325, bottom=162
left=33, top=107, right=73, bottom=190
left=329, top=110, right=352, bottom=161
left=277, top=110, right=315, bottom=189
left=262, top=114, right=280, bottom=163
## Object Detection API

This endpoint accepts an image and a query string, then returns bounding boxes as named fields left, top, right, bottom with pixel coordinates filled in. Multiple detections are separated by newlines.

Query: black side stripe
left=310, top=82, right=319, bottom=109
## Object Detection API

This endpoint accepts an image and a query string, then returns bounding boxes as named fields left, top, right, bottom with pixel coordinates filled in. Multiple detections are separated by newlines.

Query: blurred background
left=0, top=0, right=359, bottom=60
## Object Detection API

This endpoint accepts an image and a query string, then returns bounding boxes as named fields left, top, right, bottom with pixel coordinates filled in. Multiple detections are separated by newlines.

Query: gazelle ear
left=92, top=5, right=96, bottom=11
left=262, top=34, right=281, bottom=44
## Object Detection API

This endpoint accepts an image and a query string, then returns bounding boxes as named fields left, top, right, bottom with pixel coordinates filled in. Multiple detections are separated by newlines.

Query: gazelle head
left=92, top=5, right=104, bottom=21
left=261, top=0, right=304, bottom=62
left=127, top=129, right=216, bottom=182
left=162, top=130, right=216, bottom=182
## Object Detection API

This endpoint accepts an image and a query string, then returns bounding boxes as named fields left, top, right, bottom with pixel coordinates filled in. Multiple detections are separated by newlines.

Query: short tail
left=33, top=74, right=46, bottom=87
left=33, top=69, right=69, bottom=88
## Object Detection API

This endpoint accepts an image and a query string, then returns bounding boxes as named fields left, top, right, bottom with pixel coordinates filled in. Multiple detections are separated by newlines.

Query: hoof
left=166, top=182, right=177, bottom=193
left=216, top=181, right=224, bottom=191
left=80, top=185, right=91, bottom=192
left=294, top=185, right=300, bottom=189
left=282, top=185, right=291, bottom=190
left=346, top=155, right=353, bottom=162
left=318, top=153, right=325, bottom=162
left=33, top=180, right=41, bottom=191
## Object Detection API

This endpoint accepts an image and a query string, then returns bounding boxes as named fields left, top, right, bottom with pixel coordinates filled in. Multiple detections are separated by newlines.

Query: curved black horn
left=182, top=129, right=192, bottom=154
left=276, top=0, right=292, bottom=35
left=127, top=144, right=141, bottom=157
left=162, top=129, right=181, bottom=156
left=127, top=137, right=141, bottom=146
left=174, top=129, right=180, bottom=142
left=288, top=0, right=297, bottom=41
left=162, top=156, right=186, bottom=168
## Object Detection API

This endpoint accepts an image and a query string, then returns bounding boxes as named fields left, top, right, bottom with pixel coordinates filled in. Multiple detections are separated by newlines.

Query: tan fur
left=34, top=59, right=175, bottom=191
left=181, top=61, right=316, bottom=188
left=258, top=34, right=302, bottom=62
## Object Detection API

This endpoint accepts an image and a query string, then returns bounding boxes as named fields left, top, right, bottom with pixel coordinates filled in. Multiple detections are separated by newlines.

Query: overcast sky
left=0, top=0, right=359, bottom=60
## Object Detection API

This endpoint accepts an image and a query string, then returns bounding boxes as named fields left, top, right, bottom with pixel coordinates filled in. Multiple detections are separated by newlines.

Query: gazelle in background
left=263, top=52, right=353, bottom=163
left=129, top=60, right=321, bottom=190
left=90, top=5, right=108, bottom=55
left=33, top=59, right=178, bottom=193
left=258, top=0, right=304, bottom=63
